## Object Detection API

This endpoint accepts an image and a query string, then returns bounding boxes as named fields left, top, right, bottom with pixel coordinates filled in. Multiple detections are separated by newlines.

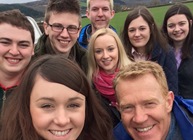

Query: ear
left=76, top=26, right=81, bottom=38
left=165, top=91, right=174, bottom=113
left=110, top=10, right=115, bottom=19
left=32, top=45, right=35, bottom=55
left=43, top=21, right=49, bottom=35
left=86, top=10, right=90, bottom=19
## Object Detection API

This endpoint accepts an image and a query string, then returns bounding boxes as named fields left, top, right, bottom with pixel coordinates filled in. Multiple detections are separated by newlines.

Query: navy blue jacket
left=78, top=24, right=116, bottom=49
left=150, top=44, right=178, bottom=95
left=178, top=45, right=193, bottom=99
left=113, top=96, right=193, bottom=140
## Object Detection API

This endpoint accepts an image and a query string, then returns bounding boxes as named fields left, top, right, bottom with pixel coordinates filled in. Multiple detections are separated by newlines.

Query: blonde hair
left=114, top=61, right=169, bottom=97
left=87, top=0, right=114, bottom=10
left=87, top=28, right=131, bottom=83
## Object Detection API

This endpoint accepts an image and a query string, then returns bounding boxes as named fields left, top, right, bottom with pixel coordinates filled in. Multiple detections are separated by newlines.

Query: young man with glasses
left=35, top=0, right=88, bottom=74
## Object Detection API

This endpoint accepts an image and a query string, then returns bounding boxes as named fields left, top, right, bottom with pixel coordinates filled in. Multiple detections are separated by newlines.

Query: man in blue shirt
left=113, top=61, right=193, bottom=140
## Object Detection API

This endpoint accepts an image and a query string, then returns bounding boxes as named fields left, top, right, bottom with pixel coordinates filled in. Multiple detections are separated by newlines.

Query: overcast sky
left=0, top=0, right=39, bottom=4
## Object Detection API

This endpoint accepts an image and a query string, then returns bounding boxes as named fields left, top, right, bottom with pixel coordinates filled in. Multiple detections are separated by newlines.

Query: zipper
left=2, top=90, right=6, bottom=111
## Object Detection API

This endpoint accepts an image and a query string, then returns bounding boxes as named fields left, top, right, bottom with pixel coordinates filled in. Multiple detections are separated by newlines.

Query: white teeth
left=136, top=126, right=153, bottom=132
left=7, top=58, right=20, bottom=63
left=51, top=130, right=70, bottom=136
left=59, top=40, right=69, bottom=44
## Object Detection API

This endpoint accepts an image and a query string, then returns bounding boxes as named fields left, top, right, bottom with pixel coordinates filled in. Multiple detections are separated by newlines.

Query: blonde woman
left=87, top=28, right=131, bottom=127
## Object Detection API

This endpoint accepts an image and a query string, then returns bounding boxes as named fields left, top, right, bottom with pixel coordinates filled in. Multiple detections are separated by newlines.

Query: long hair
left=0, top=55, right=113, bottom=140
left=87, top=28, right=131, bottom=84
left=121, top=6, right=168, bottom=58
left=162, top=3, right=193, bottom=59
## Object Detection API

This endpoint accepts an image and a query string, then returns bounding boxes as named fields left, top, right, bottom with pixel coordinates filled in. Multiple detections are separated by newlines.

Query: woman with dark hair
left=121, top=6, right=178, bottom=95
left=162, top=3, right=193, bottom=99
left=0, top=55, right=113, bottom=140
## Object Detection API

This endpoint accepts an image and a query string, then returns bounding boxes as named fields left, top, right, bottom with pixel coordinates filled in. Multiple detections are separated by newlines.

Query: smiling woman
left=0, top=55, right=113, bottom=140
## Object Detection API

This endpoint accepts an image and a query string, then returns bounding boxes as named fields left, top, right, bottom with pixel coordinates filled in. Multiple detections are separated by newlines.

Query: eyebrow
left=120, top=98, right=158, bottom=106
left=0, top=37, right=31, bottom=44
left=36, top=96, right=85, bottom=102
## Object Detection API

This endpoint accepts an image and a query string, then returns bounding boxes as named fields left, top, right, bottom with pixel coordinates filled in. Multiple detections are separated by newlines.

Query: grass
left=81, top=2, right=193, bottom=34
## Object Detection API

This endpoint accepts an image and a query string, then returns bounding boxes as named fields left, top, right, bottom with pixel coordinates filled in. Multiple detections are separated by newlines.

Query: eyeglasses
left=47, top=23, right=80, bottom=34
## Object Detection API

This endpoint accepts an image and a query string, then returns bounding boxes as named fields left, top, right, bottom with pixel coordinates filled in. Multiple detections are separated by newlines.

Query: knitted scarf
left=93, top=69, right=118, bottom=102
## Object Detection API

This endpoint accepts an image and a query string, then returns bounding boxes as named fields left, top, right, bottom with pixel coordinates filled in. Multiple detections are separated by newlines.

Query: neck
left=173, top=41, right=183, bottom=50
left=135, top=47, right=146, bottom=55
left=0, top=72, right=23, bottom=88
left=91, top=25, right=110, bottom=35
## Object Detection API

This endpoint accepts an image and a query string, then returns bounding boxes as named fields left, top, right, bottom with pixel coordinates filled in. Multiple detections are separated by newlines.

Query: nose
left=174, top=25, right=180, bottom=31
left=98, top=8, right=104, bottom=16
left=53, top=109, right=70, bottom=126
left=9, top=44, right=20, bottom=55
left=134, top=29, right=140, bottom=36
left=102, top=50, right=109, bottom=58
left=60, top=28, right=70, bottom=37
left=132, top=107, right=148, bottom=123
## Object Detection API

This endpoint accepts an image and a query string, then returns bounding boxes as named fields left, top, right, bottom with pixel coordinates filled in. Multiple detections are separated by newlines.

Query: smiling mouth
left=50, top=129, right=71, bottom=136
left=135, top=125, right=154, bottom=132
left=6, top=58, right=21, bottom=64
left=59, top=40, right=70, bottom=44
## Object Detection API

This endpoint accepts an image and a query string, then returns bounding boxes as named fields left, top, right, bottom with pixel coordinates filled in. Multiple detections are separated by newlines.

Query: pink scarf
left=93, top=69, right=118, bottom=102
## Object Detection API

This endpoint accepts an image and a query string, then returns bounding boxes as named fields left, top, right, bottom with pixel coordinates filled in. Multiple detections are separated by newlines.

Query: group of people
left=0, top=0, right=193, bottom=139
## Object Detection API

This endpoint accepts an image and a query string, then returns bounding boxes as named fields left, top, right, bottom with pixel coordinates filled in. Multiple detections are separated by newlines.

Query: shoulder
left=113, top=122, right=133, bottom=140
left=173, top=96, right=193, bottom=138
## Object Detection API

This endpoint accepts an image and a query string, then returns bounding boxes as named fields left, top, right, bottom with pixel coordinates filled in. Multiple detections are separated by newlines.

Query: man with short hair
left=113, top=61, right=193, bottom=140
left=0, top=9, right=34, bottom=112
left=35, top=0, right=88, bottom=74
left=78, top=0, right=115, bottom=49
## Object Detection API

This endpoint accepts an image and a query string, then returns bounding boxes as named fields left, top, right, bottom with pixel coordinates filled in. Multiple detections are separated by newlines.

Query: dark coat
left=178, top=45, right=193, bottom=99
left=0, top=86, right=17, bottom=114
left=34, top=34, right=88, bottom=74
left=150, top=44, right=178, bottom=95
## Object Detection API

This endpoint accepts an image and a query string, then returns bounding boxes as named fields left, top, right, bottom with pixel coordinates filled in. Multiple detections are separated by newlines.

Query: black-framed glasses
left=47, top=23, right=80, bottom=34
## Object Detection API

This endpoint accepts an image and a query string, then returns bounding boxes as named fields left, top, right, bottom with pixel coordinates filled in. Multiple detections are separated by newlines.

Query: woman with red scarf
left=87, top=28, right=132, bottom=127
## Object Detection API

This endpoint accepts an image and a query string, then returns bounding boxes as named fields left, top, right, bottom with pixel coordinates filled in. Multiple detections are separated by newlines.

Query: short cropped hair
left=87, top=0, right=114, bottom=10
left=0, top=9, right=35, bottom=43
left=44, top=0, right=81, bottom=24
left=114, top=61, right=169, bottom=97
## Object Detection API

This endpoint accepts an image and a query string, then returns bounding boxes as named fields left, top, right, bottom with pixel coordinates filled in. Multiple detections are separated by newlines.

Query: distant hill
left=0, top=0, right=176, bottom=21
left=0, top=4, right=44, bottom=19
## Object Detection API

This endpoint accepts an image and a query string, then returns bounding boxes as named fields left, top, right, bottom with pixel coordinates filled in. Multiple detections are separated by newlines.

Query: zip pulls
left=2, top=90, right=7, bottom=112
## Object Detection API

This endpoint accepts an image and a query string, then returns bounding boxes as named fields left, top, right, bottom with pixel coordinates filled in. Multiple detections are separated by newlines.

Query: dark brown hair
left=121, top=6, right=168, bottom=58
left=0, top=9, right=35, bottom=43
left=162, top=3, right=193, bottom=59
left=0, top=55, right=113, bottom=140
left=44, top=0, right=81, bottom=24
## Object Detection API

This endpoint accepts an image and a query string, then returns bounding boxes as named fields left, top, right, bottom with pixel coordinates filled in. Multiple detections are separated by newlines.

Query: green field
left=81, top=2, right=193, bottom=34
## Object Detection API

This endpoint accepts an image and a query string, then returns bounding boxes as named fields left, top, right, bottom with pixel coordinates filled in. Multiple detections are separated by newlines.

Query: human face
left=30, top=75, right=86, bottom=140
left=86, top=0, right=115, bottom=33
left=128, top=16, right=151, bottom=53
left=167, top=14, right=190, bottom=45
left=94, top=34, right=119, bottom=74
left=44, top=12, right=80, bottom=56
left=115, top=74, right=174, bottom=140
left=0, top=23, right=34, bottom=75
